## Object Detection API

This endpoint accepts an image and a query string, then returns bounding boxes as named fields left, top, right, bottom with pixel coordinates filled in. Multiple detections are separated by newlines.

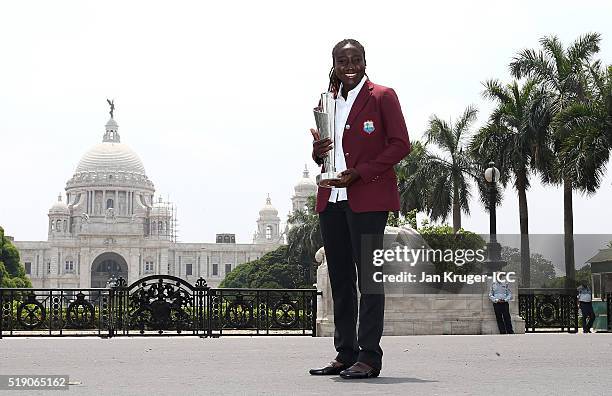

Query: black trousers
left=319, top=201, right=388, bottom=370
left=579, top=301, right=596, bottom=332
left=493, top=302, right=514, bottom=334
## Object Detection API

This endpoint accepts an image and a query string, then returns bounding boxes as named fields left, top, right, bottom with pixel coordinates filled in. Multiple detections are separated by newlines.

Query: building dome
left=49, top=194, right=69, bottom=214
left=295, top=165, right=316, bottom=194
left=74, top=142, right=146, bottom=175
left=259, top=195, right=278, bottom=217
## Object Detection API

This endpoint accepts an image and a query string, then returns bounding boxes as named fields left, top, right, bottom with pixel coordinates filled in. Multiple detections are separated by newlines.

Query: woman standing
left=308, top=39, right=411, bottom=379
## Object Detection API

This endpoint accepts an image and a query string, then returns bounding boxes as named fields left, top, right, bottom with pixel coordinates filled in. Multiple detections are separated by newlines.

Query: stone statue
left=107, top=99, right=115, bottom=119
left=106, top=207, right=116, bottom=222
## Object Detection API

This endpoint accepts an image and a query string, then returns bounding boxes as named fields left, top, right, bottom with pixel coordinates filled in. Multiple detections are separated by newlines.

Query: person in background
left=577, top=281, right=596, bottom=333
left=489, top=280, right=514, bottom=334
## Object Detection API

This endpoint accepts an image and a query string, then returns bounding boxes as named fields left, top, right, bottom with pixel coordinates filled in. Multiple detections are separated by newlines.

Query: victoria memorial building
left=13, top=112, right=316, bottom=288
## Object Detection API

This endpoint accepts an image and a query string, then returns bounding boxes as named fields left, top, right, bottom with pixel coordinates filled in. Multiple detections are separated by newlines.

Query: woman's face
left=333, top=43, right=366, bottom=92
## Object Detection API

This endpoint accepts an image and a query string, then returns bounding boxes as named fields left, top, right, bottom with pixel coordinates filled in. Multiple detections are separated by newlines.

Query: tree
left=397, top=141, right=432, bottom=216
left=0, top=226, right=32, bottom=288
left=556, top=62, right=612, bottom=193
left=220, top=246, right=308, bottom=289
left=398, top=107, right=480, bottom=233
left=500, top=246, right=556, bottom=288
left=546, top=264, right=592, bottom=289
left=470, top=78, right=553, bottom=286
left=418, top=222, right=486, bottom=275
left=510, top=33, right=602, bottom=288
left=286, top=195, right=321, bottom=284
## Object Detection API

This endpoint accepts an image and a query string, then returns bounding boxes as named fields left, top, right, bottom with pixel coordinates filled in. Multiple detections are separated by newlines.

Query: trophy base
left=316, top=172, right=341, bottom=188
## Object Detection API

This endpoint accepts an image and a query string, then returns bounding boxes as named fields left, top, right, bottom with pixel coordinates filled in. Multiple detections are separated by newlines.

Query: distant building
left=14, top=111, right=315, bottom=288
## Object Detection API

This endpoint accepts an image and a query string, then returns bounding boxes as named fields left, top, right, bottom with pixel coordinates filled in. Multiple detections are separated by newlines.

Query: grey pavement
left=1, top=334, right=611, bottom=396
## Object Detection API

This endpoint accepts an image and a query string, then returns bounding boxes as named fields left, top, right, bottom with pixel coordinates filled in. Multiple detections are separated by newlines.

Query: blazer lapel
left=346, top=79, right=373, bottom=127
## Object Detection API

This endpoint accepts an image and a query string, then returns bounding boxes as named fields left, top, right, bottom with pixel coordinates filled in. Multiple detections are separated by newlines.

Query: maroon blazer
left=314, top=80, right=411, bottom=213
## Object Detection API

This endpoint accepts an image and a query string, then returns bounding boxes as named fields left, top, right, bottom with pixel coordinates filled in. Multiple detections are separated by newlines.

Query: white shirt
left=328, top=75, right=368, bottom=203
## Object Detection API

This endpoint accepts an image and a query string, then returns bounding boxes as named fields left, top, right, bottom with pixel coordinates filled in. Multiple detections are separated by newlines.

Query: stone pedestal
left=314, top=226, right=525, bottom=336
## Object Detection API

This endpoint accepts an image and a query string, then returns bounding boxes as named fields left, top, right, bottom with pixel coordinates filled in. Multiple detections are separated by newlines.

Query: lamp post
left=484, top=162, right=503, bottom=274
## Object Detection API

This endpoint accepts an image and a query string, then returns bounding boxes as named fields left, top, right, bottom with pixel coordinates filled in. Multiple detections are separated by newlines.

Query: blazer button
left=345, top=124, right=350, bottom=130
left=344, top=152, right=349, bottom=157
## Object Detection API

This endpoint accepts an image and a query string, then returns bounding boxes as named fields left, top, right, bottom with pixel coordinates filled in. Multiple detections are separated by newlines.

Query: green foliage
left=0, top=226, right=32, bottom=288
left=500, top=246, right=557, bottom=288
left=286, top=195, right=321, bottom=284
left=219, top=246, right=309, bottom=289
left=545, top=264, right=592, bottom=288
left=387, top=211, right=412, bottom=228
left=417, top=223, right=486, bottom=275
left=396, top=107, right=481, bottom=233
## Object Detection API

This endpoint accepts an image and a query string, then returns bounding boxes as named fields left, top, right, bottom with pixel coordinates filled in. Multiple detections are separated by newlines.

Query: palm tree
left=396, top=141, right=432, bottom=216
left=398, top=106, right=480, bottom=233
left=470, top=79, right=553, bottom=287
left=556, top=62, right=612, bottom=192
left=510, top=33, right=602, bottom=288
left=286, top=195, right=322, bottom=284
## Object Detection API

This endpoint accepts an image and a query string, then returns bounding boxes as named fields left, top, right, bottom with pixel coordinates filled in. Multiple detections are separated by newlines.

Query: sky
left=1, top=0, right=612, bottom=247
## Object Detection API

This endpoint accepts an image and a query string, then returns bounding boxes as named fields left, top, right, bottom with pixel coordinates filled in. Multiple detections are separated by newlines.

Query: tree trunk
left=563, top=176, right=576, bottom=289
left=452, top=183, right=461, bottom=233
left=516, top=170, right=531, bottom=288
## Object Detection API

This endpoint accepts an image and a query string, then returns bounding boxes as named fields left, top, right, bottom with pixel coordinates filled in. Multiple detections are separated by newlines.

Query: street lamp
left=484, top=162, right=503, bottom=274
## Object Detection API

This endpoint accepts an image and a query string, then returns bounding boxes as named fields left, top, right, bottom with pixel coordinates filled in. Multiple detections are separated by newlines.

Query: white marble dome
left=295, top=166, right=316, bottom=194
left=49, top=195, right=69, bottom=214
left=75, top=142, right=146, bottom=175
left=259, top=196, right=278, bottom=217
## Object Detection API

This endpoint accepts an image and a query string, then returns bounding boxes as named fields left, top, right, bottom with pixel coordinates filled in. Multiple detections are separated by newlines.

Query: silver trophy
left=314, top=92, right=341, bottom=187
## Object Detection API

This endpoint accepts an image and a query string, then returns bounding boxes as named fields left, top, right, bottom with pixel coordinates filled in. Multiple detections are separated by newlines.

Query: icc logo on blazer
left=363, top=120, right=375, bottom=134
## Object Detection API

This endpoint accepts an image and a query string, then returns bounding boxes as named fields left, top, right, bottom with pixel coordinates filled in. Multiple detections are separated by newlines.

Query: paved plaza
left=1, top=334, right=611, bottom=395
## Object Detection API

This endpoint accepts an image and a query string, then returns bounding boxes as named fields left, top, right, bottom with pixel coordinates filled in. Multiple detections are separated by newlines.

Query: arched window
left=106, top=198, right=114, bottom=209
left=50, top=221, right=55, bottom=231
left=63, top=220, right=67, bottom=233
left=151, top=221, right=157, bottom=234
left=265, top=225, right=272, bottom=240
left=56, top=219, right=62, bottom=232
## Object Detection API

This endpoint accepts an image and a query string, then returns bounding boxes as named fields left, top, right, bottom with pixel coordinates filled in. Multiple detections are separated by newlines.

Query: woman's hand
left=328, top=168, right=360, bottom=188
left=310, top=128, right=333, bottom=161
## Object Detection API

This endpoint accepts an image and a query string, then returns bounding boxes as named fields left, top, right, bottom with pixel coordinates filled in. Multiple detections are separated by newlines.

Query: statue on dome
left=107, top=99, right=115, bottom=119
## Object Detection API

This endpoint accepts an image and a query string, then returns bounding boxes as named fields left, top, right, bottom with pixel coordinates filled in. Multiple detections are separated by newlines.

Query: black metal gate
left=0, top=275, right=317, bottom=338
left=518, top=288, right=578, bottom=333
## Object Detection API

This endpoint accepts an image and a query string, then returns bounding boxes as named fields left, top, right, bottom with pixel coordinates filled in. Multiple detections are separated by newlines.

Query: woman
left=308, top=39, right=411, bottom=379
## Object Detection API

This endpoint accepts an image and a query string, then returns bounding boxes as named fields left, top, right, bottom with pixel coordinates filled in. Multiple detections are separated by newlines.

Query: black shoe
left=339, top=362, right=380, bottom=379
left=309, top=360, right=351, bottom=376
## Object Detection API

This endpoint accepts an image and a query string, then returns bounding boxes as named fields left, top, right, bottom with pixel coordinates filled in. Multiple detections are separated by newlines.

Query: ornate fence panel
left=518, top=288, right=578, bottom=333
left=0, top=288, right=111, bottom=337
left=110, top=275, right=209, bottom=337
left=1, top=276, right=318, bottom=338
left=208, top=288, right=317, bottom=336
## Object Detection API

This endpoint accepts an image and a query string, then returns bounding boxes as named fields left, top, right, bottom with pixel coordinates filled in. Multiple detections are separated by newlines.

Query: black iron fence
left=518, top=288, right=578, bottom=333
left=607, top=293, right=612, bottom=332
left=0, top=275, right=317, bottom=338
